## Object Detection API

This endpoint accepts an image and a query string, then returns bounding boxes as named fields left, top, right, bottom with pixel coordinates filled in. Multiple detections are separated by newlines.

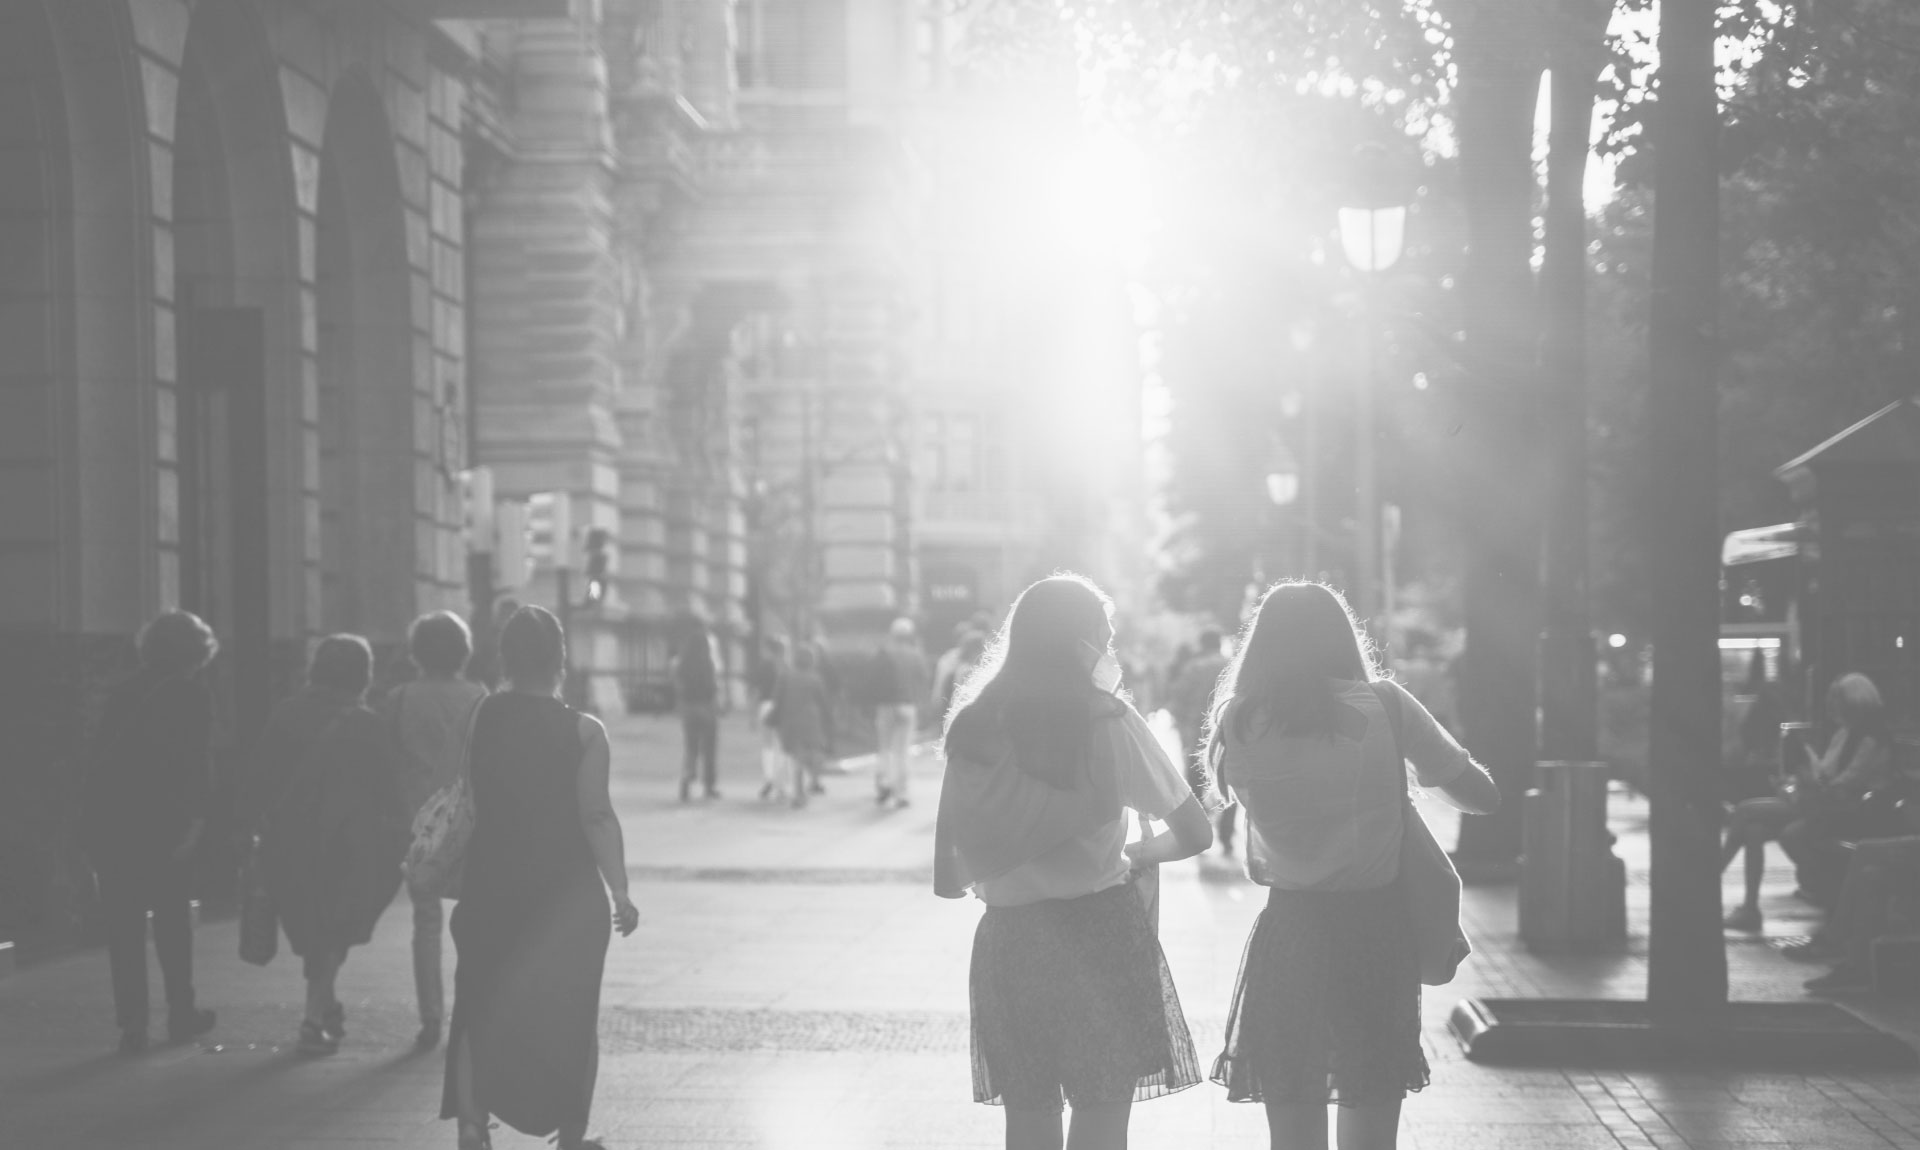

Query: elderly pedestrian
left=83, top=611, right=221, bottom=1054
left=443, top=606, right=638, bottom=1150
left=936, top=574, right=1215, bottom=1150
left=772, top=643, right=835, bottom=807
left=253, top=634, right=410, bottom=1056
left=386, top=611, right=489, bottom=1050
left=1207, top=582, right=1498, bottom=1150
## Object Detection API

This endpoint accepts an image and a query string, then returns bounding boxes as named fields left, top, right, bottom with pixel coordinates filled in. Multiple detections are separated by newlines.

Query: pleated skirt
left=970, top=879, right=1202, bottom=1112
left=1211, top=883, right=1430, bottom=1107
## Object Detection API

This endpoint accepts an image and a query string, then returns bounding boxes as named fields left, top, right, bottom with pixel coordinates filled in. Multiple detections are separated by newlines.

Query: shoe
left=117, top=1028, right=149, bottom=1056
left=456, top=1121, right=493, bottom=1150
left=679, top=778, right=692, bottom=803
left=790, top=796, right=807, bottom=810
left=557, top=1138, right=609, bottom=1150
left=295, top=1019, right=340, bottom=1056
left=166, top=1007, right=216, bottom=1045
left=759, top=782, right=773, bottom=801
left=809, top=780, right=825, bottom=795
left=1805, top=964, right=1870, bottom=994
left=321, top=1001, right=346, bottom=1042
left=415, top=1018, right=443, bottom=1052
left=704, top=789, right=721, bottom=801
left=875, top=787, right=892, bottom=807
left=1722, top=905, right=1763, bottom=932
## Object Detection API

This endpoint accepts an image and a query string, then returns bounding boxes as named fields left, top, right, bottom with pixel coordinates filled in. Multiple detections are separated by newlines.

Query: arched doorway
left=314, top=70, right=419, bottom=646
left=172, top=0, right=297, bottom=741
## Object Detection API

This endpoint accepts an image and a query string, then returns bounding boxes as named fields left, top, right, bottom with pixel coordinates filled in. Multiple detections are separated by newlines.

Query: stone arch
left=0, top=2, right=73, bottom=631
left=314, top=67, right=418, bottom=642
left=172, top=0, right=300, bottom=733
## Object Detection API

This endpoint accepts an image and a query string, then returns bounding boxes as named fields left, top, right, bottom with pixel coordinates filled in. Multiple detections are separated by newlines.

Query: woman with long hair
left=443, top=606, right=639, bottom=1150
left=1206, top=582, right=1498, bottom=1150
left=935, top=574, right=1216, bottom=1150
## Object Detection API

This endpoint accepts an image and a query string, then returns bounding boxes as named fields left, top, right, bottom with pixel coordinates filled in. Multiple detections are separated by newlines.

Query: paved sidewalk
left=3, top=712, right=1920, bottom=1148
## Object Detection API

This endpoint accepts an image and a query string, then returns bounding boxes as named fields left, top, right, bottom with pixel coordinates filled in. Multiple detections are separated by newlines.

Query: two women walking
left=938, top=576, right=1499, bottom=1150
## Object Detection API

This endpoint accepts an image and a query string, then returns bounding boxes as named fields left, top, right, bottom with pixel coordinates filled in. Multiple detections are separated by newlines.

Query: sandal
left=295, top=1019, right=340, bottom=1057
left=457, top=1122, right=493, bottom=1150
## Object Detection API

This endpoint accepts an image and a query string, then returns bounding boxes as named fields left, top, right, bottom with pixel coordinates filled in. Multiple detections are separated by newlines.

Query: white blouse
left=972, top=705, right=1196, bottom=907
left=1223, top=678, right=1474, bottom=891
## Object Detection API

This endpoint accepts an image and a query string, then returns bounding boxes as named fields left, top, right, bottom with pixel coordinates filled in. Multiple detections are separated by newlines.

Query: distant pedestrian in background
left=443, top=606, right=637, bottom=1150
left=871, top=617, right=931, bottom=810
left=672, top=621, right=722, bottom=802
left=751, top=636, right=791, bottom=802
left=254, top=635, right=410, bottom=1056
left=935, top=630, right=987, bottom=723
left=386, top=611, right=489, bottom=1051
left=1207, top=582, right=1498, bottom=1150
left=1170, top=628, right=1232, bottom=850
left=935, top=574, right=1216, bottom=1150
left=773, top=643, right=835, bottom=808
left=83, top=610, right=221, bottom=1055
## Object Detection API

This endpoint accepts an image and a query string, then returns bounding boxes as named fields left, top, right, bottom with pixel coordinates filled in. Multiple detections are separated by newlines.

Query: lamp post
left=1336, top=143, right=1408, bottom=638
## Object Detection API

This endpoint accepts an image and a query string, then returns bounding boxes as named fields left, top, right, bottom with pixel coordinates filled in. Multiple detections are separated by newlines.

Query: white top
left=974, top=705, right=1196, bottom=907
left=1223, top=678, right=1473, bottom=891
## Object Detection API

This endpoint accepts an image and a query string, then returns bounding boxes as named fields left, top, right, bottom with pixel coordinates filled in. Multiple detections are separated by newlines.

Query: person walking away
left=82, top=611, right=221, bottom=1054
left=934, top=631, right=987, bottom=725
left=386, top=611, right=489, bottom=1050
left=871, top=617, right=931, bottom=810
left=443, top=606, right=638, bottom=1150
left=1207, top=582, right=1498, bottom=1150
left=672, top=622, right=722, bottom=802
left=750, top=637, right=791, bottom=802
left=773, top=644, right=835, bottom=808
left=1170, top=628, right=1231, bottom=848
left=1722, top=671, right=1894, bottom=929
left=254, top=635, right=410, bottom=1056
left=935, top=574, right=1217, bottom=1150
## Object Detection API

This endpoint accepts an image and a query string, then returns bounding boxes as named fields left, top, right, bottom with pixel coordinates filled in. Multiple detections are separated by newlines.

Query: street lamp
left=1337, top=142, right=1409, bottom=636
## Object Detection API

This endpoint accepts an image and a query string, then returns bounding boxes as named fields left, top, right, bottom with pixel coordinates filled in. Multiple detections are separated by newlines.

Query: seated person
left=1794, top=835, right=1920, bottom=993
left=1724, top=672, right=1894, bottom=929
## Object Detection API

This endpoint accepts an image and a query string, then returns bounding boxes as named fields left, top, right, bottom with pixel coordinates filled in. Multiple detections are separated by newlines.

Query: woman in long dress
left=935, top=573, right=1216, bottom=1150
left=442, top=606, right=639, bottom=1150
left=1206, top=582, right=1498, bottom=1150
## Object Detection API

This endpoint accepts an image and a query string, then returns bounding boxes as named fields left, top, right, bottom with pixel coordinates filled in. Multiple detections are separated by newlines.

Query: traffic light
left=583, top=526, right=612, bottom=606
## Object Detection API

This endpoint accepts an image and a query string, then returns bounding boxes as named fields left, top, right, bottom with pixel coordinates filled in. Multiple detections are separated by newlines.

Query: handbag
left=1374, top=682, right=1472, bottom=986
left=402, top=697, right=484, bottom=899
left=237, top=834, right=278, bottom=966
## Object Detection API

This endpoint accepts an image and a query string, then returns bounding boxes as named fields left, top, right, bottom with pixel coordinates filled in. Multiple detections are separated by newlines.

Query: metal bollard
left=1520, top=760, right=1628, bottom=951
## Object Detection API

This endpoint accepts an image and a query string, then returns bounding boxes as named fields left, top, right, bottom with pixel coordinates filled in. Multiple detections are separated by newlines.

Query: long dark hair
left=1203, top=582, right=1378, bottom=788
left=943, top=573, right=1124, bottom=789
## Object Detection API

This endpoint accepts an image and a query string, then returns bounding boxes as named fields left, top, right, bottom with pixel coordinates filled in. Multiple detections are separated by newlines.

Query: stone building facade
left=0, top=0, right=930, bottom=941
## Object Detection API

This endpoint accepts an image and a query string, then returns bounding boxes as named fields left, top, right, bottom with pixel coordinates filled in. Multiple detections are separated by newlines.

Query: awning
left=1722, top=523, right=1805, bottom=567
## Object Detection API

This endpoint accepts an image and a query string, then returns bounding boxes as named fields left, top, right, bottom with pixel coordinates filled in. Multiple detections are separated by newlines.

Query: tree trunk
left=1451, top=5, right=1546, bottom=868
left=1645, top=0, right=1729, bottom=1017
left=1538, top=0, right=1609, bottom=764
